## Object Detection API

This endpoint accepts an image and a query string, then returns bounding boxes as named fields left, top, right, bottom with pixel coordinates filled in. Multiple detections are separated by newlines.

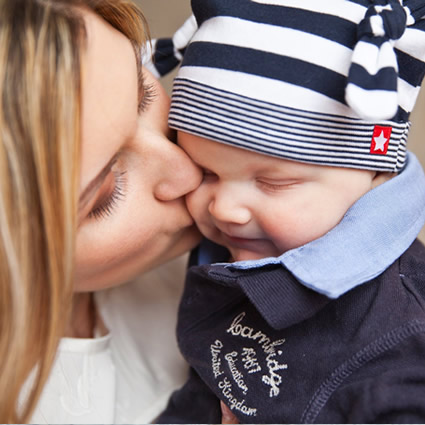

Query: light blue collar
left=227, top=152, right=425, bottom=299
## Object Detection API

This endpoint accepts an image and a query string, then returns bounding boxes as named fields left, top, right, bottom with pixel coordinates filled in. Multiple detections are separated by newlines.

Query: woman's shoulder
left=30, top=255, right=190, bottom=424
left=29, top=333, right=115, bottom=424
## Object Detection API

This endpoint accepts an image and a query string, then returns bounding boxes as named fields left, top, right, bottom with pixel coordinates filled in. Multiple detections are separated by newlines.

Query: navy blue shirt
left=159, top=240, right=425, bottom=423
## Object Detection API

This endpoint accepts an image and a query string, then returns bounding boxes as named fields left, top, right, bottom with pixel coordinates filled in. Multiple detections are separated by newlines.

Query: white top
left=29, top=255, right=189, bottom=424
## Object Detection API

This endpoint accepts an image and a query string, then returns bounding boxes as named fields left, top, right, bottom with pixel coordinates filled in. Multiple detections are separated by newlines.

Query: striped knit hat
left=164, top=0, right=425, bottom=172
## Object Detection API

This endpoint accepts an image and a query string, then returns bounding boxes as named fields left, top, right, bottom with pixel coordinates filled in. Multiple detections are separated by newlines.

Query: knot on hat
left=357, top=0, right=407, bottom=40
left=141, top=15, right=197, bottom=79
left=346, top=0, right=409, bottom=121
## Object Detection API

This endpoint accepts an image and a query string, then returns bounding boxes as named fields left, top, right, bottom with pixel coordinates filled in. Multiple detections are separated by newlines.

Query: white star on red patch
left=373, top=130, right=389, bottom=152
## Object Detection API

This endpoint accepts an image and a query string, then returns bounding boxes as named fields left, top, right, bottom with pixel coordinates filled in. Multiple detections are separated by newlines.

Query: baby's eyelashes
left=256, top=178, right=301, bottom=193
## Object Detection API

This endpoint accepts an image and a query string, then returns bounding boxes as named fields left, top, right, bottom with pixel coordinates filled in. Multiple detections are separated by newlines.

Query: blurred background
left=135, top=0, right=425, bottom=243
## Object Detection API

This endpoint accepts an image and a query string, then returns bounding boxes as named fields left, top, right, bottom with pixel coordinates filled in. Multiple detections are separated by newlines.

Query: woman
left=0, top=0, right=203, bottom=422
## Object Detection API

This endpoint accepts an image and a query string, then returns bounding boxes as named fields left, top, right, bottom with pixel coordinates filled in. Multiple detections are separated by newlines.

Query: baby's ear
left=371, top=172, right=395, bottom=189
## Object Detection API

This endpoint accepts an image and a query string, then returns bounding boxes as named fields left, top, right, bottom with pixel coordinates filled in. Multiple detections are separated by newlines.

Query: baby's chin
left=200, top=227, right=280, bottom=262
left=204, top=235, right=278, bottom=262
left=228, top=248, right=270, bottom=262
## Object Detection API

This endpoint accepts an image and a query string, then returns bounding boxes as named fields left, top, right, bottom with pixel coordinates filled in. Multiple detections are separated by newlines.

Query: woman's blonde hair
left=0, top=0, right=148, bottom=422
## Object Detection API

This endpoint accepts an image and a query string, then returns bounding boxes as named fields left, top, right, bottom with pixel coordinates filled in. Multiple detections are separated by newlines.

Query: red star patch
left=370, top=125, right=392, bottom=155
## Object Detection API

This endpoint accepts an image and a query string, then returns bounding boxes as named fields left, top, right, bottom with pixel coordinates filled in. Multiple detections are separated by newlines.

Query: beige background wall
left=135, top=0, right=425, bottom=243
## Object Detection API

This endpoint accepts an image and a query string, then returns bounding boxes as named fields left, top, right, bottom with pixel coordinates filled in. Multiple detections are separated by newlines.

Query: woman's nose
left=208, top=189, right=251, bottom=225
left=153, top=138, right=202, bottom=201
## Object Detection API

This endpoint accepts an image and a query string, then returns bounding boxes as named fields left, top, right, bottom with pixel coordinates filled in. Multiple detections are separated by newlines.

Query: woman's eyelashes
left=138, top=82, right=157, bottom=114
left=88, top=170, right=128, bottom=221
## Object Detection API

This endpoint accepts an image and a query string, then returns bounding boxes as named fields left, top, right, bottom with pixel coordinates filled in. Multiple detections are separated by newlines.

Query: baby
left=157, top=0, right=425, bottom=423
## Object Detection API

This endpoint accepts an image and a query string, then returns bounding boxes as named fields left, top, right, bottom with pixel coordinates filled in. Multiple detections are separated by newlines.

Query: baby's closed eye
left=256, top=178, right=301, bottom=193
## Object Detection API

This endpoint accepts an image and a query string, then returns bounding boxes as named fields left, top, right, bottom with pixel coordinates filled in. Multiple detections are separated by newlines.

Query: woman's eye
left=138, top=82, right=157, bottom=114
left=88, top=171, right=127, bottom=221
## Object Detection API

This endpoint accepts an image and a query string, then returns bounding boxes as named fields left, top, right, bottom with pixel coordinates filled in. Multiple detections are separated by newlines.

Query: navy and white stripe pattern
left=346, top=0, right=424, bottom=120
left=171, top=79, right=410, bottom=171
left=142, top=16, right=197, bottom=79
left=169, top=0, right=425, bottom=172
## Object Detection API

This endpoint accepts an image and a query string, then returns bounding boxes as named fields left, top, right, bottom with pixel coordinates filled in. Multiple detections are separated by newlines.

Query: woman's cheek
left=185, top=189, right=207, bottom=227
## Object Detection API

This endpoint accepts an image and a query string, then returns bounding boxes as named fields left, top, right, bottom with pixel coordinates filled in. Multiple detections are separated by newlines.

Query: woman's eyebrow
left=78, top=154, right=117, bottom=212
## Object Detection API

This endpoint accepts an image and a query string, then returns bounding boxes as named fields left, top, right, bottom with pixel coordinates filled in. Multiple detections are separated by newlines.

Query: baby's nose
left=208, top=194, right=251, bottom=225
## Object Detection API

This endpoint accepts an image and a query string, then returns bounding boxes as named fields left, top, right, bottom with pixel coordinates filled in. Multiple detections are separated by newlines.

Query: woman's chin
left=165, top=224, right=202, bottom=261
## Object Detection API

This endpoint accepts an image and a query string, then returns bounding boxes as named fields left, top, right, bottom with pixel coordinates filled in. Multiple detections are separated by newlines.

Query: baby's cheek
left=260, top=210, right=309, bottom=253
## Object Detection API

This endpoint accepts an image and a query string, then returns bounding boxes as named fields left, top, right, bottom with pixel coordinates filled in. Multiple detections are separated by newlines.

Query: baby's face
left=180, top=132, right=378, bottom=262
